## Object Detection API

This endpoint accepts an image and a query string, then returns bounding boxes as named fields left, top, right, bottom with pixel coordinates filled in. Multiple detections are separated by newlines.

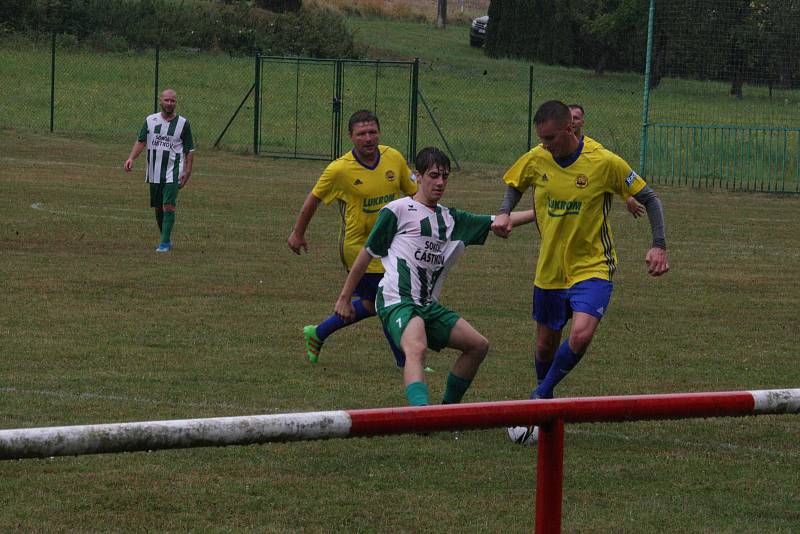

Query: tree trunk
left=436, top=0, right=447, bottom=28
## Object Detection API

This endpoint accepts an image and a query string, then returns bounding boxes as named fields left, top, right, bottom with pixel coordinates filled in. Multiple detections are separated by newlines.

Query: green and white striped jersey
left=137, top=113, right=194, bottom=184
left=366, top=197, right=493, bottom=308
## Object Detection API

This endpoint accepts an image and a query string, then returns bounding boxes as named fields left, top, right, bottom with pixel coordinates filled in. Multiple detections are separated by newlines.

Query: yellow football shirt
left=312, top=145, right=417, bottom=273
left=503, top=137, right=646, bottom=289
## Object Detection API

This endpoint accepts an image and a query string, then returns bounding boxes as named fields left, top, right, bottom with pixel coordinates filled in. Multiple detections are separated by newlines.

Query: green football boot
left=303, top=325, right=323, bottom=364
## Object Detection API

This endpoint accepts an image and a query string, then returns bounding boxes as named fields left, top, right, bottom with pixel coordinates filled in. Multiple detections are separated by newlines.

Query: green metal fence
left=252, top=56, right=418, bottom=162
left=640, top=0, right=800, bottom=192
left=645, top=124, right=800, bottom=192
left=3, top=17, right=800, bottom=194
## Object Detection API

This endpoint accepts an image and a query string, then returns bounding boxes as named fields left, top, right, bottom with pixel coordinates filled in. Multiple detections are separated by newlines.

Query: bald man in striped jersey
left=125, top=88, right=194, bottom=253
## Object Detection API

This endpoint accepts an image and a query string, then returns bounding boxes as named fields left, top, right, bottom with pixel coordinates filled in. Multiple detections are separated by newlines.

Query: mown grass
left=1, top=129, right=799, bottom=532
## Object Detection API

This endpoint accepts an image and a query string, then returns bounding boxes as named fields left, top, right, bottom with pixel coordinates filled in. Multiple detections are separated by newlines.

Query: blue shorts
left=532, top=278, right=613, bottom=331
left=354, top=273, right=383, bottom=302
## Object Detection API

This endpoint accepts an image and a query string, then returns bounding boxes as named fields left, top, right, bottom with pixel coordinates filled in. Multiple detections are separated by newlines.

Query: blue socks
left=535, top=358, right=552, bottom=387
left=534, top=341, right=584, bottom=399
left=316, top=299, right=373, bottom=340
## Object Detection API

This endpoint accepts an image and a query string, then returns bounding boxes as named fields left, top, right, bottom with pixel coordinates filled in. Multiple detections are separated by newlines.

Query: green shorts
left=149, top=182, right=179, bottom=209
left=378, top=301, right=460, bottom=352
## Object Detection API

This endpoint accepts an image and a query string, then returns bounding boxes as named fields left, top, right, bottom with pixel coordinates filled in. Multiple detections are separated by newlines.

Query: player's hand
left=179, top=173, right=190, bottom=189
left=626, top=197, right=645, bottom=218
left=491, top=213, right=512, bottom=238
left=334, top=296, right=355, bottom=322
left=124, top=158, right=134, bottom=172
left=645, top=247, right=669, bottom=277
left=287, top=231, right=308, bottom=254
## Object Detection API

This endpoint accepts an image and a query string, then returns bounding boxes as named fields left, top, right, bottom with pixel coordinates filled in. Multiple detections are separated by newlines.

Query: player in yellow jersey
left=288, top=110, right=418, bottom=367
left=492, top=100, right=669, bottom=413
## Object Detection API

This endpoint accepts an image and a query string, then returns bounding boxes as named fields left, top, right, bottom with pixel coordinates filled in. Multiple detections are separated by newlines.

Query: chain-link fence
left=3, top=0, right=800, bottom=194
left=642, top=0, right=800, bottom=192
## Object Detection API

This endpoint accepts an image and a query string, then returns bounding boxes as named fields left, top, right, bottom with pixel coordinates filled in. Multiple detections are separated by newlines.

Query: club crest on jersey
left=625, top=171, right=638, bottom=186
left=385, top=170, right=396, bottom=182
left=353, top=178, right=363, bottom=185
left=575, top=174, right=588, bottom=188
left=541, top=174, right=549, bottom=182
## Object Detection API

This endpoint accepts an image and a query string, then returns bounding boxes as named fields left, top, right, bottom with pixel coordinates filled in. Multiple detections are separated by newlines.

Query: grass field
left=1, top=128, right=799, bottom=532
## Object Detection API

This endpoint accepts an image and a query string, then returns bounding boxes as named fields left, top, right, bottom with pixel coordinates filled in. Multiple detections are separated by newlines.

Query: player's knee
left=569, top=331, right=594, bottom=353
left=472, top=334, right=489, bottom=359
left=402, top=339, right=427, bottom=360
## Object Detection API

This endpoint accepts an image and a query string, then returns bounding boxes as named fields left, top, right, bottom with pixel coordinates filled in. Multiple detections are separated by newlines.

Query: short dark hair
left=534, top=100, right=571, bottom=127
left=568, top=103, right=585, bottom=115
left=415, top=147, right=450, bottom=175
left=348, top=110, right=380, bottom=133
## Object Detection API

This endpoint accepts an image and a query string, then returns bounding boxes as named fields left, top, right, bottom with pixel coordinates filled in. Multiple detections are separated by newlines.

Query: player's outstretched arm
left=124, top=141, right=146, bottom=172
left=287, top=192, right=321, bottom=255
left=626, top=196, right=645, bottom=218
left=508, top=209, right=535, bottom=228
left=632, top=186, right=669, bottom=277
left=492, top=185, right=524, bottom=237
left=335, top=248, right=373, bottom=322
left=646, top=247, right=669, bottom=276
left=179, top=151, right=193, bottom=189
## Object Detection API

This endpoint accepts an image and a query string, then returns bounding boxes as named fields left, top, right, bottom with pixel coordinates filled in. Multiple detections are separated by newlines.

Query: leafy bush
left=1, top=0, right=359, bottom=58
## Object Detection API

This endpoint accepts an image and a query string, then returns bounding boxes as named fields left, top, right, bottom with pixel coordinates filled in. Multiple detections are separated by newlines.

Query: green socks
left=406, top=373, right=472, bottom=406
left=161, top=210, right=175, bottom=244
left=405, top=381, right=429, bottom=406
left=441, top=372, right=472, bottom=404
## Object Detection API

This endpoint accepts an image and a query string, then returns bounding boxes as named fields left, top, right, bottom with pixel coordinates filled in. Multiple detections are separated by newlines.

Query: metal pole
left=527, top=65, right=534, bottom=151
left=213, top=82, right=256, bottom=148
left=153, top=45, right=160, bottom=113
left=50, top=32, right=56, bottom=133
left=639, top=0, right=656, bottom=176
left=409, top=58, right=419, bottom=161
left=535, top=419, right=564, bottom=534
left=253, top=54, right=261, bottom=155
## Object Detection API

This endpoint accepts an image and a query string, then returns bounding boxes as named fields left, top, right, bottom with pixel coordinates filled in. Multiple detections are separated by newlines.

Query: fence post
left=253, top=53, right=261, bottom=155
left=535, top=419, right=564, bottom=534
left=153, top=45, right=160, bottom=113
left=409, top=58, right=419, bottom=162
left=527, top=65, right=534, bottom=151
left=50, top=32, right=56, bottom=133
left=639, top=0, right=656, bottom=176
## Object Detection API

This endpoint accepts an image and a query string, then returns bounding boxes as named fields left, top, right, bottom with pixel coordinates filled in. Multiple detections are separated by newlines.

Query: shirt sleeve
left=311, top=162, right=341, bottom=205
left=181, top=120, right=195, bottom=152
left=608, top=153, right=646, bottom=197
left=137, top=121, right=148, bottom=142
left=364, top=207, right=398, bottom=257
left=502, top=151, right=536, bottom=192
left=399, top=163, right=417, bottom=196
left=449, top=208, right=493, bottom=246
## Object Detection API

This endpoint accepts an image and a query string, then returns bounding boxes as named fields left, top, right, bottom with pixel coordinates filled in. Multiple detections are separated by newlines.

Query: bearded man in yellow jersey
left=288, top=110, right=417, bottom=367
left=492, top=100, right=669, bottom=419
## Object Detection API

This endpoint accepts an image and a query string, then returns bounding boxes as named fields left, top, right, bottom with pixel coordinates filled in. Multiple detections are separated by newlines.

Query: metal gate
left=254, top=56, right=419, bottom=161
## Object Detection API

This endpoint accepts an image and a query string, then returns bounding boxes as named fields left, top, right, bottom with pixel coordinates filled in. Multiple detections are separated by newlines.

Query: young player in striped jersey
left=334, top=147, right=533, bottom=406
left=124, top=88, right=194, bottom=253
left=492, top=101, right=669, bottom=439
left=288, top=111, right=417, bottom=368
